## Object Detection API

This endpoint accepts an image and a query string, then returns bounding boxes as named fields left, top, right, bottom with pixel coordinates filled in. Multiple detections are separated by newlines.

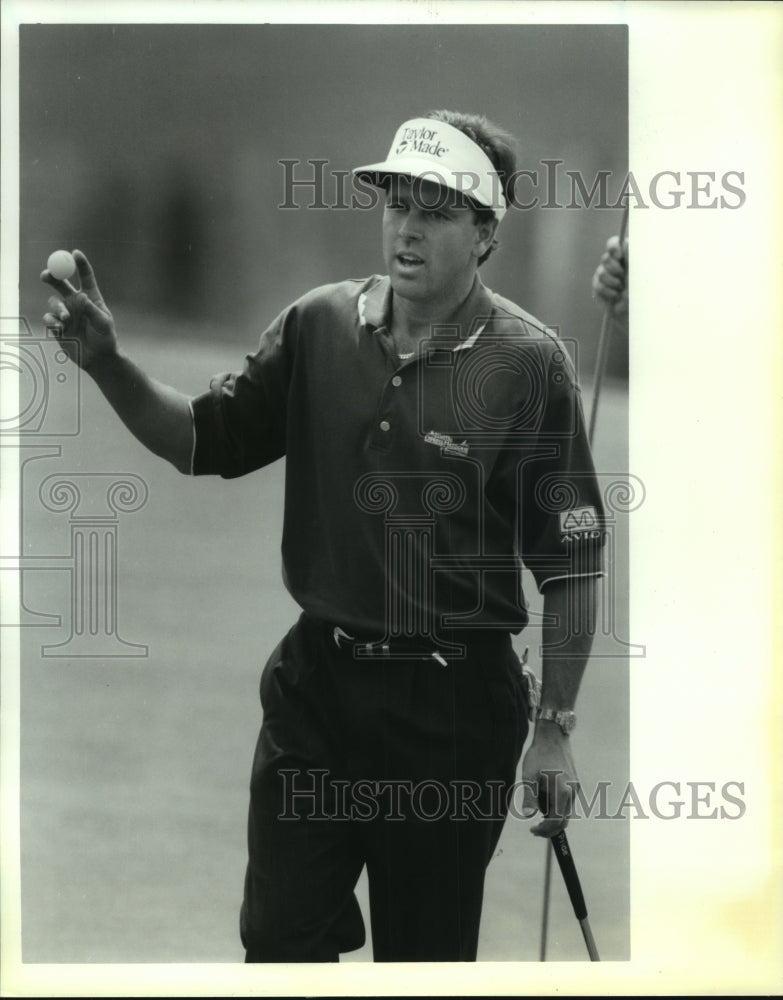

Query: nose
left=398, top=210, right=423, bottom=241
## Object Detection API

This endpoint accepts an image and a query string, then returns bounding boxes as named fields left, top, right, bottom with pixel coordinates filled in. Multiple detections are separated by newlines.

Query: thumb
left=520, top=777, right=539, bottom=819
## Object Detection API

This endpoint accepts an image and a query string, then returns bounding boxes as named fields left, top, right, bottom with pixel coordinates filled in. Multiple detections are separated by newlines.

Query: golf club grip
left=551, top=830, right=588, bottom=921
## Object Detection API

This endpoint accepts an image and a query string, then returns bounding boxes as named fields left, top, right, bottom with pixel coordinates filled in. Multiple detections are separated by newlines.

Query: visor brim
left=352, top=158, right=502, bottom=215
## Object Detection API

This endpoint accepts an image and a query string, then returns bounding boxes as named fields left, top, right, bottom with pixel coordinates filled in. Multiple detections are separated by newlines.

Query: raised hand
left=41, top=250, right=118, bottom=371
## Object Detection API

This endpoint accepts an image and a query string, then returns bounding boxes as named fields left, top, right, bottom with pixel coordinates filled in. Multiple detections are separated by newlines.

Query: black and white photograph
left=1, top=2, right=780, bottom=997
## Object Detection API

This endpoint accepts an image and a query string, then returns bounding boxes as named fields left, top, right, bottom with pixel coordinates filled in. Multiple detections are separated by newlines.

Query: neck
left=392, top=274, right=478, bottom=342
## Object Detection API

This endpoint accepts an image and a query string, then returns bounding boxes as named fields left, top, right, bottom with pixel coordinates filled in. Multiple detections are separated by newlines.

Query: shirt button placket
left=374, top=371, right=402, bottom=446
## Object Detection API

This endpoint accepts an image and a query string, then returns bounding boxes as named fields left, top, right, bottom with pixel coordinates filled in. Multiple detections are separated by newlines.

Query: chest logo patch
left=424, top=430, right=470, bottom=458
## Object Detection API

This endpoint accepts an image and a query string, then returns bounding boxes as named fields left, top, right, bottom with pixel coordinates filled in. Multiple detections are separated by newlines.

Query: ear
left=472, top=216, right=498, bottom=259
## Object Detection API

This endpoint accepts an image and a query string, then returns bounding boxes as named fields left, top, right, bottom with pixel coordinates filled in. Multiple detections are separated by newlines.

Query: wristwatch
left=536, top=708, right=577, bottom=735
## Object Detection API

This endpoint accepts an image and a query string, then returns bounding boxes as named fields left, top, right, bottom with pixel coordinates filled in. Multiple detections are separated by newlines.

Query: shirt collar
left=358, top=274, right=495, bottom=351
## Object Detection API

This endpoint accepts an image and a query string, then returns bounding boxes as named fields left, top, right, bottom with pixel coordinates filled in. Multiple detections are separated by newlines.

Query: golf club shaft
left=579, top=916, right=600, bottom=962
left=539, top=839, right=553, bottom=961
left=588, top=204, right=629, bottom=446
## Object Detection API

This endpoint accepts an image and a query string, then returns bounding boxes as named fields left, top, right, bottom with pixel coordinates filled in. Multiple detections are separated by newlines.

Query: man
left=41, top=110, right=605, bottom=962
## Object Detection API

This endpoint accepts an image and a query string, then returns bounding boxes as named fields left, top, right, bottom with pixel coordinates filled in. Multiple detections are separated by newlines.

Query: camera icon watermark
left=0, top=316, right=80, bottom=436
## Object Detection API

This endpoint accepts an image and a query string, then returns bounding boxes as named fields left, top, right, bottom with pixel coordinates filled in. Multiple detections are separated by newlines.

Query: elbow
left=174, top=415, right=196, bottom=476
left=171, top=450, right=194, bottom=477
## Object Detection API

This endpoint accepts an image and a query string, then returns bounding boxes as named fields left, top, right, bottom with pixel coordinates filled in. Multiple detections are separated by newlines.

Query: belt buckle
left=333, top=626, right=353, bottom=648
left=333, top=625, right=446, bottom=664
left=332, top=628, right=391, bottom=658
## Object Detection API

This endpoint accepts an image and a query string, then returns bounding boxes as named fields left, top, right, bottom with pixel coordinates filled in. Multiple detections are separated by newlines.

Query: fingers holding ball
left=46, top=249, right=77, bottom=281
left=41, top=249, right=80, bottom=300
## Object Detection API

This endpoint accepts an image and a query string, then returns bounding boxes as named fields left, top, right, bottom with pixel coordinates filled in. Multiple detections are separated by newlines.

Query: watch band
left=537, top=708, right=577, bottom=735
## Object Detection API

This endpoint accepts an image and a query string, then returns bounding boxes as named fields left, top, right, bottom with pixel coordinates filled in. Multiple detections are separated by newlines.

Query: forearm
left=521, top=577, right=598, bottom=832
left=86, top=351, right=194, bottom=474
left=539, top=576, right=597, bottom=712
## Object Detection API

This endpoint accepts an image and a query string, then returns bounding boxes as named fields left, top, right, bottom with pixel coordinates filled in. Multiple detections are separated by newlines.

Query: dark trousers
left=240, top=613, right=529, bottom=962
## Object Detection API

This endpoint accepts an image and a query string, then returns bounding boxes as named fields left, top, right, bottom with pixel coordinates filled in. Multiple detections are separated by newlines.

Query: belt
left=327, top=622, right=511, bottom=665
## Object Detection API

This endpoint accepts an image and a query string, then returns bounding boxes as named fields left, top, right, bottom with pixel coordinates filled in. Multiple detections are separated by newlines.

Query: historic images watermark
left=276, top=769, right=747, bottom=822
left=278, top=159, right=747, bottom=211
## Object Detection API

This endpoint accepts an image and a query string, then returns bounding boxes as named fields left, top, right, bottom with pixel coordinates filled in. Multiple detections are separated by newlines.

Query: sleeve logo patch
left=559, top=506, right=601, bottom=541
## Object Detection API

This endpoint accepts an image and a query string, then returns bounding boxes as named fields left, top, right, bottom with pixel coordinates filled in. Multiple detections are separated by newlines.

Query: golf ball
left=47, top=250, right=76, bottom=281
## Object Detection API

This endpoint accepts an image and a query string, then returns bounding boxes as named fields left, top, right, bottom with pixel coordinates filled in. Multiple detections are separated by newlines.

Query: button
left=380, top=420, right=390, bottom=432
left=392, top=375, right=402, bottom=387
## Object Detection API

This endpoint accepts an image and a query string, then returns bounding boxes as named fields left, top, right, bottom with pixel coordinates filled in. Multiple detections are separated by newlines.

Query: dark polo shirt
left=191, top=274, right=605, bottom=637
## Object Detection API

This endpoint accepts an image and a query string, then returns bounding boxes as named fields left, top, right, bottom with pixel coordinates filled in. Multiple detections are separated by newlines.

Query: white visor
left=353, top=117, right=507, bottom=223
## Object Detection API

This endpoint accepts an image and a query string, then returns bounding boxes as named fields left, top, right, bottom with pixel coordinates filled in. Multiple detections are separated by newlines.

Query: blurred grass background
left=16, top=24, right=629, bottom=963
left=20, top=24, right=628, bottom=374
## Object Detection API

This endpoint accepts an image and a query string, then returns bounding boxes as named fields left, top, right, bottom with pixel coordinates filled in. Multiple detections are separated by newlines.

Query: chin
left=389, top=275, right=431, bottom=300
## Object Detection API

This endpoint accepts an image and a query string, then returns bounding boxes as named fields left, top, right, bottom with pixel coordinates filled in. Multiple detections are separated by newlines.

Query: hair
left=426, top=109, right=518, bottom=265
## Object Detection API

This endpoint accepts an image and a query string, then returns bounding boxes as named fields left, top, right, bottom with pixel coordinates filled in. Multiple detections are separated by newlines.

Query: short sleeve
left=517, top=346, right=606, bottom=592
left=191, top=307, right=293, bottom=478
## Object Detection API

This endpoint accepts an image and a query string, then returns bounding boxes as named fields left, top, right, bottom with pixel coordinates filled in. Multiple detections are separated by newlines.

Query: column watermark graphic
left=353, top=470, right=469, bottom=656
left=1, top=316, right=150, bottom=658
left=36, top=473, right=148, bottom=657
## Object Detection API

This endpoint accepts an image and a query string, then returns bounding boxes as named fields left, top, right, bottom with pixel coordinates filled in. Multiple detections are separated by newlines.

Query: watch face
left=558, top=712, right=577, bottom=733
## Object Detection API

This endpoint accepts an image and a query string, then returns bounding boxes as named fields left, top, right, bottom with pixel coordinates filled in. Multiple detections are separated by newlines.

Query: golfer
left=41, top=110, right=605, bottom=962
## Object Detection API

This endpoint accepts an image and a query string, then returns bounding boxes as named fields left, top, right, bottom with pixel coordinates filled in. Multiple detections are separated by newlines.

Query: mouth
left=395, top=252, right=425, bottom=270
